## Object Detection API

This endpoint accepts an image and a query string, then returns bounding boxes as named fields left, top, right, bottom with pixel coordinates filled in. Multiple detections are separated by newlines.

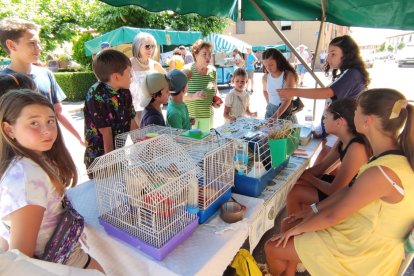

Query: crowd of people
left=0, top=16, right=413, bottom=276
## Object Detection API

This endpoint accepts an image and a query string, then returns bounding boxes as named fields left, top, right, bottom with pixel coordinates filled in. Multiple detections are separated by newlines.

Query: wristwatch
left=310, top=203, right=319, bottom=214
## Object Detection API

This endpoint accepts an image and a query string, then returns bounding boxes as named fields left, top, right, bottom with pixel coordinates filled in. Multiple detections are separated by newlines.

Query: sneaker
left=257, top=263, right=271, bottom=276
left=296, top=262, right=307, bottom=272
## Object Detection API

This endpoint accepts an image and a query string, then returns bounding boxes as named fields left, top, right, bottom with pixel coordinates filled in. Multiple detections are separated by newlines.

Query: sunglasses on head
left=144, top=44, right=155, bottom=50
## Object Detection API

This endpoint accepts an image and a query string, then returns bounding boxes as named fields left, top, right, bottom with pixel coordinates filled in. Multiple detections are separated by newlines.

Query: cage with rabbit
left=171, top=134, right=235, bottom=223
left=114, top=125, right=185, bottom=149
left=87, top=135, right=199, bottom=260
left=214, top=118, right=293, bottom=197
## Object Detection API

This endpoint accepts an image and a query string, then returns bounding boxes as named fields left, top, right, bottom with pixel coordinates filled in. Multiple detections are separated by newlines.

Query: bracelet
left=310, top=203, right=319, bottom=214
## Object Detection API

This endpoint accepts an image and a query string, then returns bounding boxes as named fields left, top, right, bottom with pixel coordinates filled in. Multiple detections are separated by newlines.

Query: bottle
left=234, top=142, right=248, bottom=175
left=187, top=176, right=199, bottom=214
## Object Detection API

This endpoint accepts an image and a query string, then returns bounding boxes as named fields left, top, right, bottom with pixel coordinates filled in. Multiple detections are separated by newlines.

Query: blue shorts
left=296, top=64, right=307, bottom=75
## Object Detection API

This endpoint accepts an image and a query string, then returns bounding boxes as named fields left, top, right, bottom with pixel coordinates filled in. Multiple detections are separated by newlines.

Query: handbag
left=40, top=195, right=85, bottom=264
left=279, top=71, right=305, bottom=118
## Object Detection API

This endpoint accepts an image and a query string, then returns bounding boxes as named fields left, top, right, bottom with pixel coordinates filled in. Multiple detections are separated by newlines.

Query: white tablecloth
left=67, top=183, right=264, bottom=276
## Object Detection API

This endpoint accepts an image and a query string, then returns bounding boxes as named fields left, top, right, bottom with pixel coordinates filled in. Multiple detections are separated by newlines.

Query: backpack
left=230, top=249, right=262, bottom=276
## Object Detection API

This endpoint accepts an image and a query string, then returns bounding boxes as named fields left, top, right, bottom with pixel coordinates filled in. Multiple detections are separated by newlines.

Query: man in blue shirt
left=245, top=47, right=258, bottom=94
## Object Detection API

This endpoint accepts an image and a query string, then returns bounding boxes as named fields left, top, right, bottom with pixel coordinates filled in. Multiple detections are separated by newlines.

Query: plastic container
left=233, top=158, right=289, bottom=197
left=234, top=142, right=248, bottom=175
left=287, top=127, right=301, bottom=156
left=268, top=138, right=288, bottom=168
left=187, top=176, right=199, bottom=214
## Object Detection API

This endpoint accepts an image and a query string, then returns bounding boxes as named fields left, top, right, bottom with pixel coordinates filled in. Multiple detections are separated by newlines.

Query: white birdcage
left=171, top=135, right=234, bottom=217
left=214, top=118, right=293, bottom=178
left=87, top=135, right=198, bottom=258
left=114, top=125, right=185, bottom=149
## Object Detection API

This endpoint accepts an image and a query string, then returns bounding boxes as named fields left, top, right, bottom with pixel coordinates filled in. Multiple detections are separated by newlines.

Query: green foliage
left=73, top=33, right=94, bottom=69
left=397, top=41, right=405, bottom=50
left=378, top=42, right=386, bottom=52
left=0, top=1, right=228, bottom=61
left=387, top=44, right=394, bottom=52
left=0, top=0, right=98, bottom=54
left=90, top=5, right=228, bottom=36
left=54, top=71, right=96, bottom=101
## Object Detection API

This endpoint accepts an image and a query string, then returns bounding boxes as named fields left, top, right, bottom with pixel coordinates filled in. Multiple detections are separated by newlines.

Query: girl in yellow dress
left=265, top=88, right=414, bottom=276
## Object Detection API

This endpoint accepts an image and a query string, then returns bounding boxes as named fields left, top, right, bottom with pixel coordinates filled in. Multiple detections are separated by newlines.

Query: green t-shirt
left=185, top=64, right=216, bottom=118
left=166, top=97, right=191, bottom=130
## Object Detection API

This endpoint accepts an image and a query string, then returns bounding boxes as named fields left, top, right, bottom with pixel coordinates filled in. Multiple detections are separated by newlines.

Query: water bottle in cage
left=234, top=142, right=248, bottom=175
left=187, top=176, right=199, bottom=214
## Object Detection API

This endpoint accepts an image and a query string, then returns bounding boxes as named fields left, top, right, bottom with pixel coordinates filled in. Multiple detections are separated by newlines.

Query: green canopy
left=241, top=0, right=414, bottom=30
left=99, top=0, right=238, bottom=21
left=252, top=44, right=290, bottom=52
left=84, top=27, right=202, bottom=56
left=99, top=0, right=414, bottom=30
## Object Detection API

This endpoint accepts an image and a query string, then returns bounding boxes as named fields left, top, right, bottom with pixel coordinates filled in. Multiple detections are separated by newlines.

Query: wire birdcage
left=171, top=134, right=234, bottom=212
left=88, top=135, right=198, bottom=251
left=114, top=125, right=185, bottom=149
left=214, top=118, right=293, bottom=178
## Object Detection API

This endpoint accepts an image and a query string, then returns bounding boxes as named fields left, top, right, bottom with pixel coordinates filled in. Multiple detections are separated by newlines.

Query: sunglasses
left=144, top=44, right=155, bottom=50
left=324, top=109, right=342, bottom=119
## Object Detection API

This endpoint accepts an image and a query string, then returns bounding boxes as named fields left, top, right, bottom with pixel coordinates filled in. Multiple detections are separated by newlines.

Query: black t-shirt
left=140, top=105, right=165, bottom=127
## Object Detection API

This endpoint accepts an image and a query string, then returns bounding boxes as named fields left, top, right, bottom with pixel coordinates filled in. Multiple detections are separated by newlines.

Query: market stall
left=84, top=26, right=202, bottom=64
left=204, top=33, right=252, bottom=86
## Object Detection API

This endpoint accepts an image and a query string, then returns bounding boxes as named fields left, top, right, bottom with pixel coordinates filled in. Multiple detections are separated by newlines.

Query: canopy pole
left=247, top=0, right=325, bottom=88
left=311, top=0, right=328, bottom=119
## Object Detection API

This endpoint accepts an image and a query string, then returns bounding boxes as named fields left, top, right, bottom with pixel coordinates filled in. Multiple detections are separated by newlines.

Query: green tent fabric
left=99, top=0, right=238, bottom=21
left=99, top=0, right=414, bottom=31
left=241, top=0, right=414, bottom=30
left=252, top=44, right=290, bottom=52
left=84, top=27, right=202, bottom=56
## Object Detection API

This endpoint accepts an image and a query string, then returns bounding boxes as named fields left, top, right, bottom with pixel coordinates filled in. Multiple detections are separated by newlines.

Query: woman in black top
left=285, top=98, right=372, bottom=222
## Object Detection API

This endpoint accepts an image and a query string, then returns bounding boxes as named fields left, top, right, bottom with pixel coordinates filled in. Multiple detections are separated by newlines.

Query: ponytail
left=400, top=104, right=414, bottom=170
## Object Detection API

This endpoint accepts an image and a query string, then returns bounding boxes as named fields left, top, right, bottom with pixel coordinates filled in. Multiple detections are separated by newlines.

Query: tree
left=72, top=33, right=94, bottom=69
left=0, top=1, right=228, bottom=60
left=397, top=41, right=405, bottom=50
left=89, top=5, right=228, bottom=36
left=378, top=42, right=386, bottom=52
left=0, top=0, right=97, bottom=54
left=387, top=44, right=394, bottom=52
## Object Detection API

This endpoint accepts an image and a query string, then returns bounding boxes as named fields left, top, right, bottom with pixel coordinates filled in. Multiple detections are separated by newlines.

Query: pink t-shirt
left=0, top=157, right=63, bottom=257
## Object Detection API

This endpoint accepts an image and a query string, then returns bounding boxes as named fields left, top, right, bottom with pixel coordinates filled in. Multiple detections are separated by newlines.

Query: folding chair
left=398, top=228, right=414, bottom=276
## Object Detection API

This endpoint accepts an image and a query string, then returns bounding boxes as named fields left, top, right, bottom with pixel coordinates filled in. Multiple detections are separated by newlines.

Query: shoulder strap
left=376, top=166, right=405, bottom=196
left=368, top=149, right=404, bottom=163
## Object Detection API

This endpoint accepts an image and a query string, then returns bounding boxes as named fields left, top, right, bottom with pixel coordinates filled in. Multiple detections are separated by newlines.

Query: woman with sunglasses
left=183, top=40, right=218, bottom=132
left=130, top=32, right=166, bottom=126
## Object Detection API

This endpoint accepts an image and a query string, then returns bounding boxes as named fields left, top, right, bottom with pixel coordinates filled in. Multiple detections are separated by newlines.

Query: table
left=67, top=183, right=264, bottom=276
left=67, top=139, right=321, bottom=276
left=248, top=138, right=322, bottom=249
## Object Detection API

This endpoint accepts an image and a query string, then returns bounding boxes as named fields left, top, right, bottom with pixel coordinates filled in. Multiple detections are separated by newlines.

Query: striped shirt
left=185, top=64, right=216, bottom=118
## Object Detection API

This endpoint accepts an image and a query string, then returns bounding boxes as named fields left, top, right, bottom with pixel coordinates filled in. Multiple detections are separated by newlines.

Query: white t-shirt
left=225, top=88, right=250, bottom=120
left=0, top=157, right=63, bottom=257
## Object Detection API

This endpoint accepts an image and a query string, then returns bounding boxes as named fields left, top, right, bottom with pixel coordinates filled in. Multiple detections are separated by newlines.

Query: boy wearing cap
left=140, top=73, right=170, bottom=127
left=166, top=69, right=194, bottom=130
left=84, top=49, right=137, bottom=172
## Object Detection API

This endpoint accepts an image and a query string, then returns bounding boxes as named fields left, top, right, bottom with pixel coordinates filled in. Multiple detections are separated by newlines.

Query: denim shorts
left=296, top=64, right=307, bottom=75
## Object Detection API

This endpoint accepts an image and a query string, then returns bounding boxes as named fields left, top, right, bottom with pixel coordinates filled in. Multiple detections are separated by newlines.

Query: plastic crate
left=233, top=158, right=290, bottom=197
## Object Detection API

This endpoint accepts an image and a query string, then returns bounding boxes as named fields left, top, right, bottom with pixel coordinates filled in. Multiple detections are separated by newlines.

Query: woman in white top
left=130, top=32, right=166, bottom=126
left=262, top=48, right=298, bottom=120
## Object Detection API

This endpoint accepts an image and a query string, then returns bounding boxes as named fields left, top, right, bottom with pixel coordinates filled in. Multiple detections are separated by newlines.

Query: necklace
left=194, top=63, right=208, bottom=75
left=133, top=57, right=150, bottom=71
